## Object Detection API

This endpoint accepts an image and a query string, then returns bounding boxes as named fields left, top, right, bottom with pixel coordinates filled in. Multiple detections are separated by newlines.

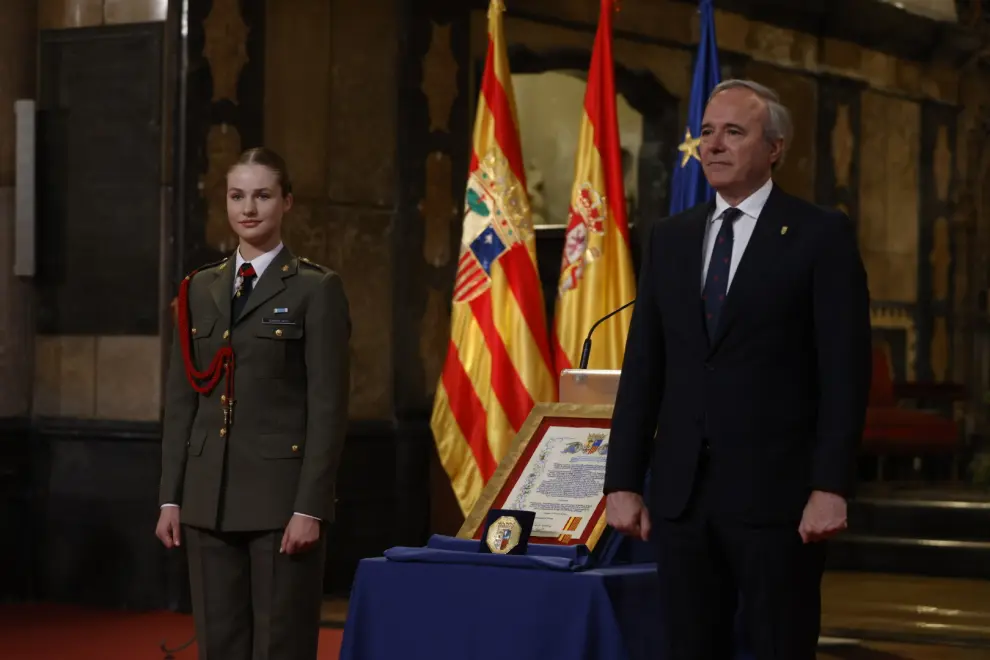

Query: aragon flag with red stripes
left=430, top=0, right=557, bottom=517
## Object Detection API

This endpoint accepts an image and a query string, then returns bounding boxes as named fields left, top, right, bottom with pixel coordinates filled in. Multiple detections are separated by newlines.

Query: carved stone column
left=0, top=0, right=37, bottom=419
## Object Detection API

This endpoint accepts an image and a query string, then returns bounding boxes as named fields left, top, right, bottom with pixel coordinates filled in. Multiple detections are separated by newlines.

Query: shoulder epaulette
left=183, top=256, right=231, bottom=281
left=297, top=256, right=329, bottom=272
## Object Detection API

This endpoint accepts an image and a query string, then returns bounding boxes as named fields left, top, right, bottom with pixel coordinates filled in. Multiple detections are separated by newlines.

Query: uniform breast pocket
left=253, top=321, right=305, bottom=378
left=191, top=317, right=219, bottom=366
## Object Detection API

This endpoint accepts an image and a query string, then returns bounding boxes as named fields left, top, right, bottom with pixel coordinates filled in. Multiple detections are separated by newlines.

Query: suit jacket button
left=291, top=444, right=299, bottom=452
left=220, top=428, right=226, bottom=437
left=222, top=330, right=230, bottom=339
left=275, top=328, right=283, bottom=337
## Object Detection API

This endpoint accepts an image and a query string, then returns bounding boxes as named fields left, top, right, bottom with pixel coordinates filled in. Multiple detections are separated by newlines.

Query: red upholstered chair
left=861, top=346, right=966, bottom=480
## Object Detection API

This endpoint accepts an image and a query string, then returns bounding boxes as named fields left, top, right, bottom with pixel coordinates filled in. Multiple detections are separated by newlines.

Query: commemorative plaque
left=458, top=403, right=614, bottom=551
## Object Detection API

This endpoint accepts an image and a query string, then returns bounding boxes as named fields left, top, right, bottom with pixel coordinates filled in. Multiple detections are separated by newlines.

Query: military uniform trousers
left=184, top=524, right=328, bottom=660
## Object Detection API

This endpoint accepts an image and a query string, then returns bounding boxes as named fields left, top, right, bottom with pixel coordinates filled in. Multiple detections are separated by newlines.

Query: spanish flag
left=430, top=0, right=557, bottom=517
left=552, top=0, right=636, bottom=372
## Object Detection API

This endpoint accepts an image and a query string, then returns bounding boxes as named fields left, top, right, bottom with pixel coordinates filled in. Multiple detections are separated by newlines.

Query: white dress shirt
left=233, top=242, right=284, bottom=296
left=163, top=241, right=318, bottom=522
left=700, top=177, right=774, bottom=291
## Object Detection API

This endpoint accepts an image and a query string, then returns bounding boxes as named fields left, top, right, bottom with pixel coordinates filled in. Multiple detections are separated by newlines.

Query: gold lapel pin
left=781, top=226, right=788, bottom=235
left=281, top=264, right=289, bottom=272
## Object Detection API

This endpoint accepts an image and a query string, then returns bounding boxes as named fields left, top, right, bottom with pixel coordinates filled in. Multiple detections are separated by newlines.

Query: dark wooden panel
left=814, top=75, right=863, bottom=213
left=0, top=415, right=424, bottom=606
left=497, top=0, right=977, bottom=66
left=0, top=418, right=33, bottom=602
left=176, top=0, right=266, bottom=280
left=36, top=24, right=163, bottom=335
left=917, top=101, right=959, bottom=382
left=389, top=1, right=473, bottom=545
left=392, top=5, right=471, bottom=418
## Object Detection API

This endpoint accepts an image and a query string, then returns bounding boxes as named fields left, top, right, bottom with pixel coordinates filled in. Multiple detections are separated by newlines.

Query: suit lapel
left=708, top=186, right=789, bottom=353
left=208, top=255, right=235, bottom=328
left=681, top=203, right=713, bottom=351
left=234, top=247, right=296, bottom=325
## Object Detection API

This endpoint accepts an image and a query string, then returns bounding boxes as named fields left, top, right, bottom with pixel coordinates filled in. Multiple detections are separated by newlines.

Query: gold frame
left=456, top=401, right=615, bottom=550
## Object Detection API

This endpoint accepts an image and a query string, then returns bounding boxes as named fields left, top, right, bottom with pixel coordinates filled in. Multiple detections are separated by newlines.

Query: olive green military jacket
left=159, top=247, right=350, bottom=531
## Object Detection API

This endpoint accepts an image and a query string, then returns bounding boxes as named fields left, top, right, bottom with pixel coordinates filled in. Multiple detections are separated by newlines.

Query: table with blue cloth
left=339, top=535, right=752, bottom=660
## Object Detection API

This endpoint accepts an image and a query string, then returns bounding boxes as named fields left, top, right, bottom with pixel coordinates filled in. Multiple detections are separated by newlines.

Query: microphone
left=578, top=299, right=636, bottom=369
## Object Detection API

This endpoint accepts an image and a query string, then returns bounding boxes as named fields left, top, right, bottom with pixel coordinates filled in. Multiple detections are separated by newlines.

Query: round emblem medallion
left=485, top=515, right=522, bottom=554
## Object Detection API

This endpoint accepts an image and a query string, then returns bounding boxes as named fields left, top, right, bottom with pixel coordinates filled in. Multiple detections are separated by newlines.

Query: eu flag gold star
left=677, top=128, right=702, bottom=167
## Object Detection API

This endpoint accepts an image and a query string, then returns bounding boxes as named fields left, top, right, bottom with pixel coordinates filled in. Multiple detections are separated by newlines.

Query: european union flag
left=668, top=0, right=722, bottom=214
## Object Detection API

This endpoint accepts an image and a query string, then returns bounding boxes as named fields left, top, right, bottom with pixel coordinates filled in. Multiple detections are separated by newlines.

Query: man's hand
left=798, top=490, right=848, bottom=543
left=280, top=514, right=321, bottom=555
left=606, top=491, right=651, bottom=541
left=155, top=506, right=182, bottom=549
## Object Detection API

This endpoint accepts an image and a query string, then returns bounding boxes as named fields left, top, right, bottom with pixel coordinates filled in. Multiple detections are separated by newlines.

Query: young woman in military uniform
left=155, top=147, right=350, bottom=660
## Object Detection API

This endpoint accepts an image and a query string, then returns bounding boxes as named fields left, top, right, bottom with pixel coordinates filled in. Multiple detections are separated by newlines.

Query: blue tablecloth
left=339, top=535, right=752, bottom=660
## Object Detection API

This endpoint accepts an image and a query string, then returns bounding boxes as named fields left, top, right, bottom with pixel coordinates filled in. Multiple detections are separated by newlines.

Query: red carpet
left=0, top=603, right=343, bottom=660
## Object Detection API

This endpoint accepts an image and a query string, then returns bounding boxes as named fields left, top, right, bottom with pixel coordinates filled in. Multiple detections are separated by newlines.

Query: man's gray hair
left=708, top=79, right=792, bottom=169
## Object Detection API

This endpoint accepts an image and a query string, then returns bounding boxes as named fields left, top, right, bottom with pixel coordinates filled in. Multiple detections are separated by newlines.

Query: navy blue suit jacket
left=603, top=185, right=872, bottom=524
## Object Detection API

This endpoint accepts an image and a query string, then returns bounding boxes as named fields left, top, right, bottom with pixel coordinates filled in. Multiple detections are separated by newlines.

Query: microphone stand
left=578, top=299, right=636, bottom=369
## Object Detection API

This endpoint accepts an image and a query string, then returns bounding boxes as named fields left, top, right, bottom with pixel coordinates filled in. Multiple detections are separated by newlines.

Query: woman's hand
left=280, top=514, right=321, bottom=555
left=155, top=506, right=182, bottom=548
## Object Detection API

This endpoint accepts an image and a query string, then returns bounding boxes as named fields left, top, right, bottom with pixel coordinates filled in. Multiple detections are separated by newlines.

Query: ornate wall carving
left=180, top=0, right=265, bottom=274
left=202, top=0, right=249, bottom=105
left=422, top=22, right=459, bottom=133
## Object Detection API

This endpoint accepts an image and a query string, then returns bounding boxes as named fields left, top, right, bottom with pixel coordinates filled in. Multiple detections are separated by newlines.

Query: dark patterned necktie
left=232, top=262, right=257, bottom=321
left=702, top=208, right=742, bottom=341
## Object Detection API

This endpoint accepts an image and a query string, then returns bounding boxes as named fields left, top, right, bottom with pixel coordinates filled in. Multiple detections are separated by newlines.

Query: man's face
left=699, top=87, right=782, bottom=197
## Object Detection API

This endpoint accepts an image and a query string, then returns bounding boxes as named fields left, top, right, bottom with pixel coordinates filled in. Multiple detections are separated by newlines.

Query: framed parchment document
left=457, top=402, right=614, bottom=551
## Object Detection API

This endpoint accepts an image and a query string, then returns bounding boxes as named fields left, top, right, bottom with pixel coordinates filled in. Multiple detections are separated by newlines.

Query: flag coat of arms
left=430, top=0, right=556, bottom=517
left=552, top=0, right=636, bottom=373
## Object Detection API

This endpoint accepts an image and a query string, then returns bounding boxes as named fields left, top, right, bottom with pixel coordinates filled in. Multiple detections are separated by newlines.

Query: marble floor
left=817, top=641, right=990, bottom=659
left=821, top=571, right=990, bottom=648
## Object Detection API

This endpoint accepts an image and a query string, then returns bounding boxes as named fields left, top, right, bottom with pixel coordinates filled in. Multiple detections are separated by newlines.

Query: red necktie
left=233, top=262, right=257, bottom=319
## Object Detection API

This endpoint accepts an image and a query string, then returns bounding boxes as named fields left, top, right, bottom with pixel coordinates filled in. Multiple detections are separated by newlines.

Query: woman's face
left=226, top=163, right=292, bottom=248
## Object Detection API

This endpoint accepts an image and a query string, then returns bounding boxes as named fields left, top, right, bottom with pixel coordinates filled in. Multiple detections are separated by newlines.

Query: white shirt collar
left=234, top=242, right=284, bottom=281
left=712, top=178, right=774, bottom=222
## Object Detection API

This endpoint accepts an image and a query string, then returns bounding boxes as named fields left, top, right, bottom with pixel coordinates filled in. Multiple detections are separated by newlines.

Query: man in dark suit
left=603, top=79, right=872, bottom=658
